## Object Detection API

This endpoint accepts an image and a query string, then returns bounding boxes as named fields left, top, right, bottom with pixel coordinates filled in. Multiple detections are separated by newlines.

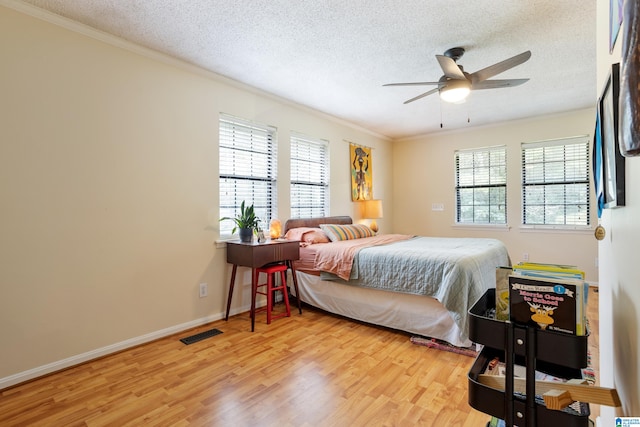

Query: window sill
left=452, top=223, right=511, bottom=231
left=215, top=237, right=235, bottom=249
left=518, top=225, right=594, bottom=234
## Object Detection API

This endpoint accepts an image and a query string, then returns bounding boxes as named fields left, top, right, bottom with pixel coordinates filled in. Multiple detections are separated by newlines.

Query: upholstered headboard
left=283, top=216, right=352, bottom=233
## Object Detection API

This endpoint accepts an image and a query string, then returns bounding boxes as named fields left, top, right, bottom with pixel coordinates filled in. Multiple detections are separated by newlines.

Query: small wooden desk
left=225, top=239, right=301, bottom=331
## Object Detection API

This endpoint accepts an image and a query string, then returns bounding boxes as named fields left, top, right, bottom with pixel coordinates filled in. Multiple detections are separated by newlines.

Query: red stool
left=252, top=263, right=291, bottom=325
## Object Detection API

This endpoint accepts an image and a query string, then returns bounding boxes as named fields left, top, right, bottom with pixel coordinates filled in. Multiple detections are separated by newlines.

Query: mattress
left=283, top=216, right=510, bottom=347
left=296, top=235, right=510, bottom=342
left=293, top=270, right=469, bottom=347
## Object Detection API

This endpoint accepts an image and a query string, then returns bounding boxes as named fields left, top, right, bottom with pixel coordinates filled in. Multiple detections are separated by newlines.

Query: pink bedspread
left=313, top=234, right=413, bottom=280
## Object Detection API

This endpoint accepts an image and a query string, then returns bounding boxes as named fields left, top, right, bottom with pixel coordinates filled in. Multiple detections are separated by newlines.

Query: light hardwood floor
left=0, top=288, right=599, bottom=426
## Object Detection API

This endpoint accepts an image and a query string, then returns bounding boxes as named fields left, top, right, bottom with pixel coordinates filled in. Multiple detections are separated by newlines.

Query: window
left=455, top=146, right=507, bottom=224
left=219, top=114, right=277, bottom=237
left=521, top=136, right=590, bottom=227
left=290, top=133, right=329, bottom=218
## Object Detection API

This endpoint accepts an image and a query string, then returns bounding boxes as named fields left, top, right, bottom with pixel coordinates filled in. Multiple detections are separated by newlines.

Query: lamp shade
left=364, top=199, right=383, bottom=219
left=439, top=79, right=471, bottom=103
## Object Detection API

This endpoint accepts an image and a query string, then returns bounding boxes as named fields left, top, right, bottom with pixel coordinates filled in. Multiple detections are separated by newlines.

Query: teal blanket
left=320, top=236, right=510, bottom=338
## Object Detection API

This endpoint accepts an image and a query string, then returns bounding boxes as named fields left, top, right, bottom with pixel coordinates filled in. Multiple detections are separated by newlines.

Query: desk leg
left=225, top=264, right=238, bottom=321
left=287, top=261, right=303, bottom=315
left=251, top=268, right=258, bottom=332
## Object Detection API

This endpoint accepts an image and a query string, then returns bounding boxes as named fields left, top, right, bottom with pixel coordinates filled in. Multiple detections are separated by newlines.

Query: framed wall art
left=610, top=0, right=623, bottom=53
left=619, top=0, right=640, bottom=156
left=350, top=143, right=372, bottom=201
left=598, top=62, right=625, bottom=208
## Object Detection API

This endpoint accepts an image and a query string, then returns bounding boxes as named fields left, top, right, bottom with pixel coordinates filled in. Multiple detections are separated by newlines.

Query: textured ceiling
left=17, top=0, right=596, bottom=139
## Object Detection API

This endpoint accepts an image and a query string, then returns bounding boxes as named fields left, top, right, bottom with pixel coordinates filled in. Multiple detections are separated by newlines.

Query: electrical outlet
left=199, top=283, right=208, bottom=298
left=431, top=203, right=444, bottom=211
left=522, top=253, right=529, bottom=261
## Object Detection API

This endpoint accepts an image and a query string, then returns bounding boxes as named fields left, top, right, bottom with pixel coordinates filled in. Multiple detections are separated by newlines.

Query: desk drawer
left=227, top=240, right=300, bottom=268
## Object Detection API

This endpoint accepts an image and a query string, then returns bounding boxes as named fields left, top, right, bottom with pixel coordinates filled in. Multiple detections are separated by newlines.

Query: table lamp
left=269, top=219, right=282, bottom=239
left=363, top=199, right=383, bottom=233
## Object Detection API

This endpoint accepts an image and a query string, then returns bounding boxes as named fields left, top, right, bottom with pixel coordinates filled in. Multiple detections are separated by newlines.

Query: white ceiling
left=18, top=0, right=597, bottom=139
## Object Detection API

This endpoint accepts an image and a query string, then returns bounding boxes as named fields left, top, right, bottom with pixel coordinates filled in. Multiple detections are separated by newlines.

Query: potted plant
left=220, top=201, right=261, bottom=243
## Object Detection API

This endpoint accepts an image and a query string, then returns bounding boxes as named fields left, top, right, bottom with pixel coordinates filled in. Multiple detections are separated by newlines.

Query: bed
left=284, top=216, right=510, bottom=347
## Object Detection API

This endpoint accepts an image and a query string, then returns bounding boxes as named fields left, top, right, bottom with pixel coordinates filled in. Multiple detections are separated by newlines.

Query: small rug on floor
left=582, top=351, right=596, bottom=385
left=410, top=336, right=478, bottom=357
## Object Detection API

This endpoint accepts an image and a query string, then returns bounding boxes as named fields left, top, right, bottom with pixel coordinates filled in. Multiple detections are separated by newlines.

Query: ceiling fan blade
left=436, top=55, right=466, bottom=80
left=403, top=87, right=440, bottom=104
left=383, top=81, right=440, bottom=87
left=470, top=50, right=532, bottom=83
left=472, top=78, right=529, bottom=90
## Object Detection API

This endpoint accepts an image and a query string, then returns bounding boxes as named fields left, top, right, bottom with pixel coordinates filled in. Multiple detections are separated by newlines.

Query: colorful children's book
left=495, top=266, right=512, bottom=321
left=509, top=274, right=587, bottom=335
left=512, top=262, right=585, bottom=280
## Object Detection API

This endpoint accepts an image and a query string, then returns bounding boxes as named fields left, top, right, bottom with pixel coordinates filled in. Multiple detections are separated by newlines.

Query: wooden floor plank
left=0, top=288, right=599, bottom=426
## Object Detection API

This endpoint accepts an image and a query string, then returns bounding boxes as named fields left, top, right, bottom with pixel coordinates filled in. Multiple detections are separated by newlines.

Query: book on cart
left=495, top=266, right=512, bottom=321
left=482, top=357, right=596, bottom=423
left=509, top=273, right=588, bottom=336
left=512, top=261, right=585, bottom=280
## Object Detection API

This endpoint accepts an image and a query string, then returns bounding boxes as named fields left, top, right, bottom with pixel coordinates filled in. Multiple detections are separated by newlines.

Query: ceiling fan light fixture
left=384, top=49, right=531, bottom=105
left=439, top=80, right=471, bottom=103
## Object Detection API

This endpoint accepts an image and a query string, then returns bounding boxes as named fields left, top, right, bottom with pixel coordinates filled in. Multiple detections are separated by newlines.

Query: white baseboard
left=0, top=305, right=251, bottom=390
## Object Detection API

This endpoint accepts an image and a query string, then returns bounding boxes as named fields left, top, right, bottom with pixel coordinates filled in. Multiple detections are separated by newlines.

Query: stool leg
left=251, top=268, right=258, bottom=332
left=280, top=270, right=291, bottom=317
left=266, top=273, right=273, bottom=324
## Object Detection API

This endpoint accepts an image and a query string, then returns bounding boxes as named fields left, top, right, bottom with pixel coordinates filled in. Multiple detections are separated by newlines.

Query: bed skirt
left=292, top=270, right=471, bottom=347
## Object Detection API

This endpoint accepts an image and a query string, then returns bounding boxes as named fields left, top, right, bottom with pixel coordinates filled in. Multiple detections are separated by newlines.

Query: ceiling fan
left=383, top=47, right=532, bottom=104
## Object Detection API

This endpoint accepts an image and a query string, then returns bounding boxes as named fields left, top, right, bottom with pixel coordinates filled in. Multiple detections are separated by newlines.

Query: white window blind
left=219, top=114, right=277, bottom=237
left=290, top=133, right=329, bottom=218
left=455, top=146, right=507, bottom=224
left=521, top=136, right=590, bottom=226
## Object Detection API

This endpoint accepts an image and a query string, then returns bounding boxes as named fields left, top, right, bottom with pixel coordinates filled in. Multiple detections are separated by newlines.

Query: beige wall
left=596, top=0, right=640, bottom=421
left=392, top=110, right=599, bottom=281
left=0, top=4, right=391, bottom=385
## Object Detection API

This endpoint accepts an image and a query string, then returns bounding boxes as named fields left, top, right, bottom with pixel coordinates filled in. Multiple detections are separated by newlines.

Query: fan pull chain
left=440, top=100, right=443, bottom=128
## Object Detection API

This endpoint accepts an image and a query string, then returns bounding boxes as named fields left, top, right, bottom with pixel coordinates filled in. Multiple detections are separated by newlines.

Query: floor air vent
left=180, top=328, right=223, bottom=345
